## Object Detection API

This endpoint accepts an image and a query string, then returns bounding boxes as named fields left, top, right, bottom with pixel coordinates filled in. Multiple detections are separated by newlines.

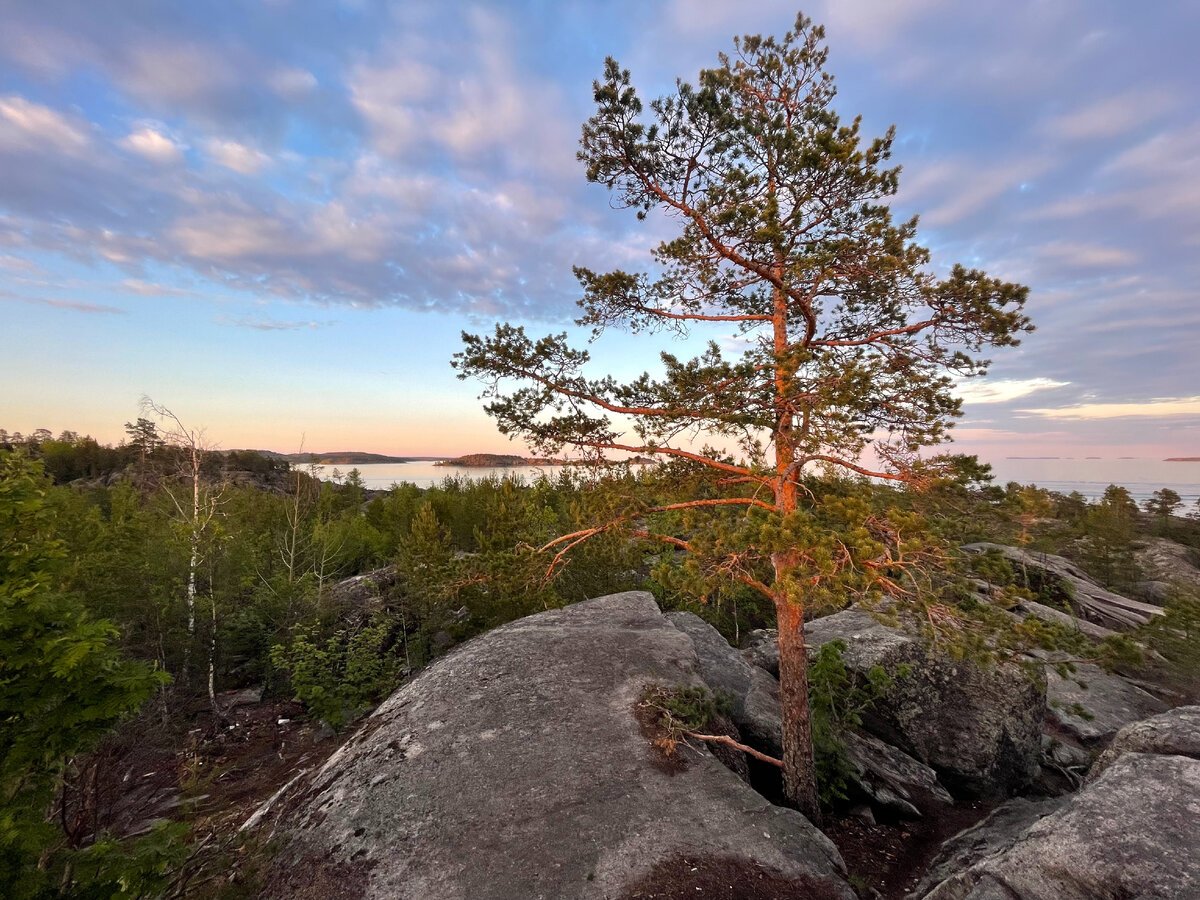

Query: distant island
left=262, top=451, right=446, bottom=465
left=437, top=453, right=660, bottom=468
left=437, top=453, right=561, bottom=467
left=1165, top=457, right=1200, bottom=462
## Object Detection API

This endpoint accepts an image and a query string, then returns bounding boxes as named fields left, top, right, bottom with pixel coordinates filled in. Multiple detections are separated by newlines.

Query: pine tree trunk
left=775, top=595, right=821, bottom=824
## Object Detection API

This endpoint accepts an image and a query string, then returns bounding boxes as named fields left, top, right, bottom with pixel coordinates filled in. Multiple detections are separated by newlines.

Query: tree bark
left=775, top=593, right=821, bottom=824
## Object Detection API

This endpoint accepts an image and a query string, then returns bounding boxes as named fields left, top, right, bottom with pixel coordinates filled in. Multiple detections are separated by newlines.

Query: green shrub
left=0, top=451, right=169, bottom=896
left=1137, top=588, right=1200, bottom=681
left=271, top=621, right=403, bottom=731
left=808, top=640, right=901, bottom=808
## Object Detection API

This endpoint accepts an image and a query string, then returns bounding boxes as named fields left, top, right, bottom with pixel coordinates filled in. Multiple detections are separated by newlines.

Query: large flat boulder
left=326, top=565, right=400, bottom=619
left=256, top=592, right=853, bottom=900
left=962, top=543, right=1164, bottom=630
left=805, top=610, right=1045, bottom=798
left=918, top=752, right=1200, bottom=899
left=1087, top=704, right=1200, bottom=782
left=908, top=797, right=1066, bottom=899
left=1045, top=662, right=1167, bottom=746
left=1006, top=597, right=1118, bottom=642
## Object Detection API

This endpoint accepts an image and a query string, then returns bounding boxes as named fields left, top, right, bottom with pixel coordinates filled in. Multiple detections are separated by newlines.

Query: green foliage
left=0, top=451, right=168, bottom=896
left=968, top=549, right=1015, bottom=587
left=1136, top=587, right=1200, bottom=681
left=658, top=685, right=731, bottom=731
left=807, top=640, right=902, bottom=807
left=452, top=13, right=1031, bottom=607
left=1079, top=485, right=1142, bottom=590
left=638, top=684, right=733, bottom=760
left=1143, top=488, right=1183, bottom=533
left=270, top=621, right=403, bottom=732
left=67, top=821, right=192, bottom=899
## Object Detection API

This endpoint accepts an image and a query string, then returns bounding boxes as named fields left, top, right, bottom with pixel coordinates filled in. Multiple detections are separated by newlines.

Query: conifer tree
left=0, top=452, right=166, bottom=893
left=1143, top=487, right=1182, bottom=531
left=454, top=13, right=1030, bottom=818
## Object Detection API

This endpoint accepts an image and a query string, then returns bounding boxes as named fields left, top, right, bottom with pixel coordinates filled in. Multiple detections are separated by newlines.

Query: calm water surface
left=330, top=457, right=1200, bottom=505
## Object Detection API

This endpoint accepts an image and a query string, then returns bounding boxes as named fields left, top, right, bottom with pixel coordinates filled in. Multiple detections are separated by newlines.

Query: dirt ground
left=61, top=688, right=345, bottom=895
left=825, top=800, right=994, bottom=899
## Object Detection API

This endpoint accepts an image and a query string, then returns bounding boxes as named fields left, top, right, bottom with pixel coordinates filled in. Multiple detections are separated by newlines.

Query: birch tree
left=141, top=398, right=226, bottom=712
left=454, top=14, right=1031, bottom=819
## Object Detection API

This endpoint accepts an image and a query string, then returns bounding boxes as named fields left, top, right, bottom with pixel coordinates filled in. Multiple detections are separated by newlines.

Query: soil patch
left=826, top=799, right=995, bottom=899
left=634, top=694, right=692, bottom=776
left=62, top=689, right=346, bottom=894
left=634, top=689, right=751, bottom=781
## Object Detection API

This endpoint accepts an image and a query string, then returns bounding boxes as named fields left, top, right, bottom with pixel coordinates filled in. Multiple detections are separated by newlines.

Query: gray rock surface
left=666, top=612, right=784, bottom=756
left=1007, top=597, right=1118, bottom=641
left=908, top=797, right=1066, bottom=899
left=257, top=592, right=853, bottom=900
left=805, top=610, right=1045, bottom=797
left=1087, top=704, right=1200, bottom=782
left=843, top=730, right=953, bottom=819
left=1045, top=662, right=1167, bottom=746
left=326, top=565, right=400, bottom=617
left=1040, top=733, right=1090, bottom=771
left=741, top=628, right=780, bottom=677
left=919, top=752, right=1200, bottom=899
left=1133, top=579, right=1173, bottom=605
left=1134, top=536, right=1200, bottom=593
left=962, top=542, right=1165, bottom=630
left=670, top=612, right=954, bottom=819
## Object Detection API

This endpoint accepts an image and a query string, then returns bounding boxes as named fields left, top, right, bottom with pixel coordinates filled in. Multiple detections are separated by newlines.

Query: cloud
left=1033, top=124, right=1200, bottom=228
left=0, top=95, right=90, bottom=154
left=0, top=253, right=39, bottom=273
left=957, top=378, right=1071, bottom=404
left=269, top=66, right=318, bottom=98
left=111, top=41, right=252, bottom=121
left=816, top=0, right=950, bottom=50
left=1103, top=123, right=1200, bottom=178
left=1020, top=397, right=1200, bottom=420
left=205, top=138, right=271, bottom=174
left=349, top=8, right=577, bottom=180
left=1034, top=241, right=1137, bottom=269
left=899, top=155, right=1053, bottom=227
left=169, top=207, right=300, bottom=261
left=119, top=125, right=184, bottom=164
left=120, top=279, right=196, bottom=297
left=1040, top=89, right=1176, bottom=141
left=217, top=315, right=334, bottom=331
left=1, top=292, right=125, bottom=314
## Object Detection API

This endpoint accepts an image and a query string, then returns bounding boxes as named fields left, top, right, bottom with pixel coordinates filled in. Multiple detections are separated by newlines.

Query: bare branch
left=685, top=732, right=783, bottom=768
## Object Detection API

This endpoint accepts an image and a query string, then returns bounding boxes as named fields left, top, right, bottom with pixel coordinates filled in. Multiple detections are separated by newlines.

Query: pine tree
left=1143, top=487, right=1182, bottom=531
left=454, top=13, right=1030, bottom=818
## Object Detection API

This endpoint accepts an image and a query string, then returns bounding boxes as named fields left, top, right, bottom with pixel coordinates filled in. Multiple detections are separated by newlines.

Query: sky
left=1, top=0, right=1197, bottom=460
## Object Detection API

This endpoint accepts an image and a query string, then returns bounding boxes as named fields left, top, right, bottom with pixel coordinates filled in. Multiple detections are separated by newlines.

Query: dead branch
left=685, top=732, right=783, bottom=768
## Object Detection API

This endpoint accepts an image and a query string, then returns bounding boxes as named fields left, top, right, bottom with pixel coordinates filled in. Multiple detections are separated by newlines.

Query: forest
left=2, top=423, right=1198, bottom=897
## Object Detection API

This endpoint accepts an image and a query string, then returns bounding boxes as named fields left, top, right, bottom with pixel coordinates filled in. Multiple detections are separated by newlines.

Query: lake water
left=330, top=457, right=1200, bottom=505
